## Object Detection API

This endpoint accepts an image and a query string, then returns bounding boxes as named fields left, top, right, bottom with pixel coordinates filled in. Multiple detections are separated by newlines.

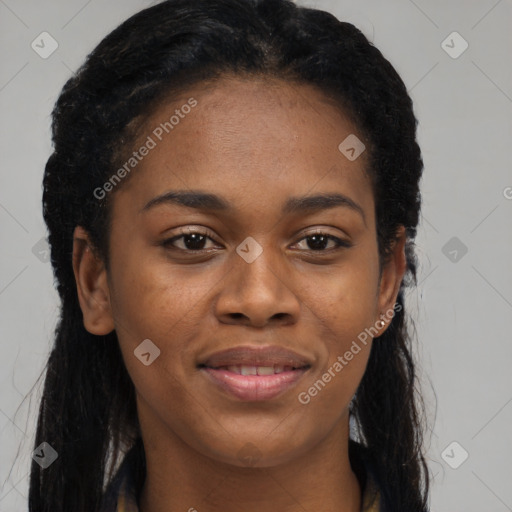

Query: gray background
left=1, top=0, right=511, bottom=510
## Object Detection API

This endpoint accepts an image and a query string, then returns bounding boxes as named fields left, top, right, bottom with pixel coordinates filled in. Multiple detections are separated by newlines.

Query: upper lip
left=198, top=346, right=312, bottom=369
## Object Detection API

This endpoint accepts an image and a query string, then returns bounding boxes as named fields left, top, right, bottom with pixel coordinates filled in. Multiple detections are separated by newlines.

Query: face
left=73, top=76, right=405, bottom=468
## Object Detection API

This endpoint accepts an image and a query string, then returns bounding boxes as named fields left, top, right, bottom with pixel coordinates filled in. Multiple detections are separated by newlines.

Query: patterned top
left=102, top=442, right=382, bottom=512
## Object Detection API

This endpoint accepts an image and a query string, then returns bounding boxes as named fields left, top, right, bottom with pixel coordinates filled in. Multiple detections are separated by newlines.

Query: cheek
left=297, top=276, right=375, bottom=417
left=109, top=250, right=213, bottom=338
left=110, top=265, right=206, bottom=432
left=107, top=259, right=209, bottom=399
left=304, top=257, right=380, bottom=337
left=298, top=257, right=378, bottom=397
left=297, top=343, right=371, bottom=433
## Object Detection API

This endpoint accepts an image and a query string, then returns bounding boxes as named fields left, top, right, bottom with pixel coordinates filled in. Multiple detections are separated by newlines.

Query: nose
left=213, top=246, right=300, bottom=328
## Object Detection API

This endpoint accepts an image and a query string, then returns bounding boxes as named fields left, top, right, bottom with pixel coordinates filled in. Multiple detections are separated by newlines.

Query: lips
left=201, top=367, right=309, bottom=401
left=197, top=346, right=312, bottom=401
left=198, top=346, right=312, bottom=370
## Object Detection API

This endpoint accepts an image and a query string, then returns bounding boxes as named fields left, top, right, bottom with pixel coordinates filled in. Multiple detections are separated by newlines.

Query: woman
left=31, top=0, right=430, bottom=510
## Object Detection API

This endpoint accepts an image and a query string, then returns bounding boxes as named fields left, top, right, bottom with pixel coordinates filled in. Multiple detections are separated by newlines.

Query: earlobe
left=72, top=226, right=115, bottom=335
left=376, top=225, right=407, bottom=332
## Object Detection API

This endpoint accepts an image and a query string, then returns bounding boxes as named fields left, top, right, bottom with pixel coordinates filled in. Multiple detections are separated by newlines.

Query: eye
left=161, top=228, right=219, bottom=252
left=161, top=228, right=352, bottom=254
left=293, top=231, right=352, bottom=252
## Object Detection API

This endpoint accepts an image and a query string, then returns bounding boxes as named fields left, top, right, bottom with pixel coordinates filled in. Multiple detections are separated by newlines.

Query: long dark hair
left=30, top=0, right=430, bottom=510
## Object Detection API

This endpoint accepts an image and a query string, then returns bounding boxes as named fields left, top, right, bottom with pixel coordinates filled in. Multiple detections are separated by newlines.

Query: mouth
left=197, top=345, right=312, bottom=402
left=198, top=345, right=312, bottom=369
left=199, top=364, right=308, bottom=375
left=198, top=365, right=310, bottom=401
left=197, top=346, right=312, bottom=401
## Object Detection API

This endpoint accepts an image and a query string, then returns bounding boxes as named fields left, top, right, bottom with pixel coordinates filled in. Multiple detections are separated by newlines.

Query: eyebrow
left=141, top=190, right=366, bottom=223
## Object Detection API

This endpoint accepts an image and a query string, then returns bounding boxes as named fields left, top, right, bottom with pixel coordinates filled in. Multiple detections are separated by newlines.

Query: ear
left=72, top=226, right=115, bottom=335
left=376, top=225, right=407, bottom=332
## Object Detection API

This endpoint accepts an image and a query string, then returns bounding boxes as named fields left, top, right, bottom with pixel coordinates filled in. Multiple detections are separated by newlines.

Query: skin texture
left=72, top=76, right=406, bottom=512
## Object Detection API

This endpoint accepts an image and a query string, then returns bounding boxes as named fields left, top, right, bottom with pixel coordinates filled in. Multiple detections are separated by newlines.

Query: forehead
left=113, top=76, right=374, bottom=224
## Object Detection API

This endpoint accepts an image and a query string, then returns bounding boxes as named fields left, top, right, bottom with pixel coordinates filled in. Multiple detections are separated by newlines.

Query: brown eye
left=294, top=232, right=352, bottom=252
left=162, top=229, right=218, bottom=252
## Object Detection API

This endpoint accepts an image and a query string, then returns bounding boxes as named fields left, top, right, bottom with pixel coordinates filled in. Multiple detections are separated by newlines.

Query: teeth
left=220, top=365, right=296, bottom=375
left=240, top=365, right=258, bottom=376
left=257, top=366, right=275, bottom=375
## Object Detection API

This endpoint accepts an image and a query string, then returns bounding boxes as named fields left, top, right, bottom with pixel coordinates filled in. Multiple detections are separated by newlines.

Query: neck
left=138, top=407, right=361, bottom=512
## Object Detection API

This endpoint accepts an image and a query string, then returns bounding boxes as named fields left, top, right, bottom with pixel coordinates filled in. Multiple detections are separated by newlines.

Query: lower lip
left=200, top=367, right=309, bottom=401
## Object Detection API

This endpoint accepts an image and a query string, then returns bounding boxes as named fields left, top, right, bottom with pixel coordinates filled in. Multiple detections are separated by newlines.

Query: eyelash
left=161, top=228, right=352, bottom=254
